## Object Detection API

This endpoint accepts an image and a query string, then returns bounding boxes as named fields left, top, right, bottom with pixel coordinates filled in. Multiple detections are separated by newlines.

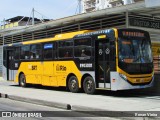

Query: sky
left=0, top=0, right=79, bottom=22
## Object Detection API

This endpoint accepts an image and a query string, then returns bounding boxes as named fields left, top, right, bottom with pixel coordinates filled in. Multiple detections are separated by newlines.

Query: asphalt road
left=0, top=98, right=124, bottom=120
left=0, top=80, right=160, bottom=120
left=0, top=98, right=64, bottom=111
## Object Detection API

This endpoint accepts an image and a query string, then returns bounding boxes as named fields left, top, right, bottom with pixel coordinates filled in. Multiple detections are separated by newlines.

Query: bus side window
left=58, top=40, right=73, bottom=59
left=43, top=43, right=53, bottom=59
left=53, top=42, right=57, bottom=59
left=20, top=45, right=30, bottom=59
left=30, top=44, right=42, bottom=59
left=74, top=47, right=91, bottom=57
left=59, top=48, right=73, bottom=58
left=74, top=37, right=92, bottom=58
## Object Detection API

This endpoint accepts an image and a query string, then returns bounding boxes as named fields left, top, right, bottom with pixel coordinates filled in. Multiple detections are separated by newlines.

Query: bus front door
left=6, top=50, right=15, bottom=80
left=96, top=40, right=111, bottom=88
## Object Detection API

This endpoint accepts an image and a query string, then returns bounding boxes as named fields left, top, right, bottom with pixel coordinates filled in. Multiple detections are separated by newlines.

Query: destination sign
left=129, top=18, right=160, bottom=29
left=122, top=31, right=144, bottom=37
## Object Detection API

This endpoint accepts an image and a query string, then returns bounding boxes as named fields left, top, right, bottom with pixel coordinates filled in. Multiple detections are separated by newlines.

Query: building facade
left=82, top=0, right=141, bottom=13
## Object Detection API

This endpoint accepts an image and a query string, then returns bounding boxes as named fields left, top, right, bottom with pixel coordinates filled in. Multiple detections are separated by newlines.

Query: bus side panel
left=15, top=62, right=43, bottom=84
left=42, top=61, right=56, bottom=86
left=54, top=61, right=82, bottom=87
left=29, top=62, right=43, bottom=84
left=15, top=61, right=82, bottom=88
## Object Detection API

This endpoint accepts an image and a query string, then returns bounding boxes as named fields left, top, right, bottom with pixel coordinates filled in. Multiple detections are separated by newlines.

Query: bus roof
left=23, top=30, right=92, bottom=45
left=6, top=30, right=92, bottom=46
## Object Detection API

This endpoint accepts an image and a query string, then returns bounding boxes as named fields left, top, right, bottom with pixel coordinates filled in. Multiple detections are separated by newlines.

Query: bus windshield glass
left=118, top=38, right=152, bottom=63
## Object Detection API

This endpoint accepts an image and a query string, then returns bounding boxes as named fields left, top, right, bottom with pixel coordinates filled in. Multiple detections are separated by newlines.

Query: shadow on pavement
left=10, top=83, right=160, bottom=98
left=5, top=74, right=160, bottom=98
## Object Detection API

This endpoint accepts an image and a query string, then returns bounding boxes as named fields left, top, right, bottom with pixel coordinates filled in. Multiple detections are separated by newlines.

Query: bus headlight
left=119, top=73, right=127, bottom=81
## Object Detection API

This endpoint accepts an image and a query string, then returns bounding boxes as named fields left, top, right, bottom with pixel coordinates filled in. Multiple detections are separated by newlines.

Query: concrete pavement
left=0, top=77, right=160, bottom=117
left=0, top=77, right=3, bottom=81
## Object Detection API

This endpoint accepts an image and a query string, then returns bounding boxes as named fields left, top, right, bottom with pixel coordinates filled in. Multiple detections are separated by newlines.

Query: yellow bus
left=3, top=28, right=154, bottom=94
left=152, top=42, right=160, bottom=74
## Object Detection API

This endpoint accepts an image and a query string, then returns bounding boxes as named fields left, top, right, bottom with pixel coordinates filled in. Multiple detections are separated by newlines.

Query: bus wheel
left=19, top=73, right=26, bottom=87
left=83, top=76, right=95, bottom=94
left=68, top=76, right=79, bottom=93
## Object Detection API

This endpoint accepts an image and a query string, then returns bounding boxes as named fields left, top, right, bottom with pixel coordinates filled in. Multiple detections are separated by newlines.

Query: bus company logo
left=28, top=65, right=37, bottom=70
left=56, top=64, right=67, bottom=71
left=80, top=63, right=92, bottom=68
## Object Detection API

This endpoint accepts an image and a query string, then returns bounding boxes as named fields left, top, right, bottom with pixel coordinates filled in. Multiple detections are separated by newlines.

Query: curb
left=0, top=93, right=134, bottom=117
left=71, top=105, right=133, bottom=117
left=0, top=93, right=104, bottom=111
left=0, top=93, right=8, bottom=98
left=72, top=105, right=103, bottom=111
left=0, top=93, right=71, bottom=110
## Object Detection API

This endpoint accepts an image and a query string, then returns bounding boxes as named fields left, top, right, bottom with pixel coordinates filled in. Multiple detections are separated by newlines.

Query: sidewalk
left=0, top=77, right=3, bottom=81
left=0, top=79, right=160, bottom=113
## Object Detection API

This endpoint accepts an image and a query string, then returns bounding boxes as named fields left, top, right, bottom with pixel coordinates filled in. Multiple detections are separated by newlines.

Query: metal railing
left=0, top=14, right=126, bottom=45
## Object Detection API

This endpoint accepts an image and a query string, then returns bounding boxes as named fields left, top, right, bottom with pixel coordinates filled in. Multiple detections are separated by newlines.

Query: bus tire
left=19, top=73, right=27, bottom=87
left=83, top=76, right=95, bottom=94
left=68, top=76, right=79, bottom=93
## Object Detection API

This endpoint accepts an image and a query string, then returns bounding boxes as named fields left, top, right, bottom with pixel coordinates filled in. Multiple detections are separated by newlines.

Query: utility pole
left=32, top=8, right=35, bottom=25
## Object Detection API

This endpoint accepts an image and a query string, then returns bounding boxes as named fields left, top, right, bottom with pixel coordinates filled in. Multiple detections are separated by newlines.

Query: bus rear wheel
left=68, top=76, right=79, bottom=93
left=83, top=76, right=95, bottom=94
left=19, top=73, right=26, bottom=87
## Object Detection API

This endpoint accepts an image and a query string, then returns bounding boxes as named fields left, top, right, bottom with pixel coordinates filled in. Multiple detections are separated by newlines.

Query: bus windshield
left=118, top=38, right=153, bottom=63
